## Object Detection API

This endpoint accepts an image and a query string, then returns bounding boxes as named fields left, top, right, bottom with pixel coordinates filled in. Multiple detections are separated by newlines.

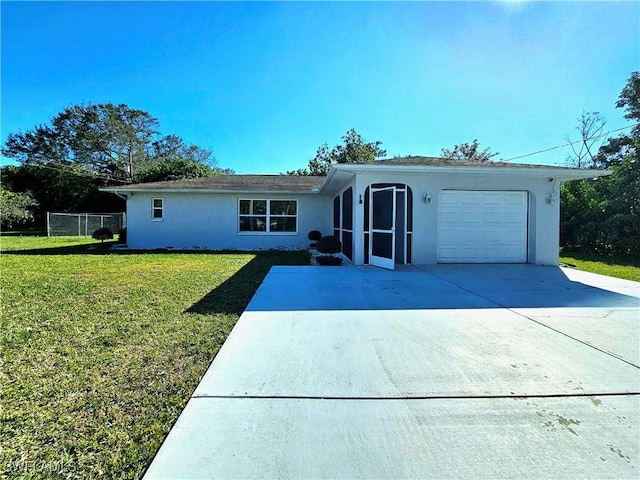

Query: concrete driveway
left=144, top=265, right=639, bottom=479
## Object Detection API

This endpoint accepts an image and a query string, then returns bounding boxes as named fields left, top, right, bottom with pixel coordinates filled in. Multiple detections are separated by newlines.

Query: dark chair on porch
left=308, top=230, right=322, bottom=249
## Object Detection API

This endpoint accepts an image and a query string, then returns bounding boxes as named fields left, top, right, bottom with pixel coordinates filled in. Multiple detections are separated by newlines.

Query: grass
left=560, top=251, right=640, bottom=282
left=1, top=236, right=309, bottom=479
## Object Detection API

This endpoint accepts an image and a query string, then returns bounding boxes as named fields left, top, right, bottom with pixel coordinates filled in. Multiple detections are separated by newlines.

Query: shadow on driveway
left=186, top=251, right=311, bottom=316
left=242, top=264, right=640, bottom=311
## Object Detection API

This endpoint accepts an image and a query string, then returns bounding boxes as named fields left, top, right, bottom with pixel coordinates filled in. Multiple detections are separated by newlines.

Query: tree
left=565, top=111, right=607, bottom=169
left=92, top=227, right=114, bottom=244
left=441, top=139, right=499, bottom=163
left=287, top=129, right=386, bottom=176
left=0, top=164, right=124, bottom=227
left=1, top=103, right=225, bottom=227
left=0, top=188, right=39, bottom=228
left=149, top=134, right=213, bottom=166
left=2, top=103, right=216, bottom=181
left=134, top=158, right=224, bottom=183
left=560, top=71, right=640, bottom=255
left=617, top=71, right=640, bottom=131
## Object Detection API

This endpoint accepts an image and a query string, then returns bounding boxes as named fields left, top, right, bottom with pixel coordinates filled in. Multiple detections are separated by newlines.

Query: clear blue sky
left=2, top=1, right=638, bottom=174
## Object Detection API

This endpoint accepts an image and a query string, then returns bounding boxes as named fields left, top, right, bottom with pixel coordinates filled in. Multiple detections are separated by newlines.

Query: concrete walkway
left=144, top=265, right=639, bottom=479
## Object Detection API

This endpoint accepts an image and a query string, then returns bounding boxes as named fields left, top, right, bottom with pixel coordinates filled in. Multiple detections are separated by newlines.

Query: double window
left=152, top=198, right=164, bottom=220
left=239, top=199, right=297, bottom=233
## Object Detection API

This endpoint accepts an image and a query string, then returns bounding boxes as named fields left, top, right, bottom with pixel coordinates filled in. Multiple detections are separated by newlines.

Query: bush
left=317, top=236, right=341, bottom=255
left=92, top=227, right=113, bottom=243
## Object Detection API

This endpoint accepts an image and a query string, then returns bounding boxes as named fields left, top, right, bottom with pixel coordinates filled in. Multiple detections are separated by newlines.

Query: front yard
left=2, top=236, right=637, bottom=479
left=1, top=237, right=309, bottom=479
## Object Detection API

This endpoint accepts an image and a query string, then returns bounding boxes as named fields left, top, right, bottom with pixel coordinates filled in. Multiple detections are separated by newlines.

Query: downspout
left=112, top=191, right=129, bottom=229
left=112, top=190, right=128, bottom=201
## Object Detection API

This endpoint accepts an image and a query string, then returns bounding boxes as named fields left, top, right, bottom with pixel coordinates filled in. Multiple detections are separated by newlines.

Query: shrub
left=317, top=236, right=341, bottom=256
left=92, top=227, right=113, bottom=243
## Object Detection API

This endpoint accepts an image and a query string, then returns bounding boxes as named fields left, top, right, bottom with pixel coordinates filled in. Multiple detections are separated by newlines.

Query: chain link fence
left=46, top=212, right=126, bottom=237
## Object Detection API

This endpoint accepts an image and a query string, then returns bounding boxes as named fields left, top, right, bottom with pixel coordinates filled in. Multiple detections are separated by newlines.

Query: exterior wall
left=126, top=192, right=332, bottom=250
left=122, top=172, right=562, bottom=264
left=350, top=171, right=561, bottom=266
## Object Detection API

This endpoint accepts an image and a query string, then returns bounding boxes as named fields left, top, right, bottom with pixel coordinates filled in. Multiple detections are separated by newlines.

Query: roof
left=101, top=175, right=326, bottom=194
left=353, top=156, right=604, bottom=170
left=317, top=156, right=611, bottom=194
left=101, top=157, right=611, bottom=196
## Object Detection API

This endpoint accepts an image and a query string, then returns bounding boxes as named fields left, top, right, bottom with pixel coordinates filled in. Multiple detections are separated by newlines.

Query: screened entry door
left=369, top=186, right=396, bottom=270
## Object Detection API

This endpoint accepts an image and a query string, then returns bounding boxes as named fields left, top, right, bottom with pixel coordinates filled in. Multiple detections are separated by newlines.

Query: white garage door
left=437, top=190, right=528, bottom=263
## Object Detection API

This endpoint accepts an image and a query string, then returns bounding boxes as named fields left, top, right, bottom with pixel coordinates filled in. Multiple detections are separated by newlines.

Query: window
left=239, top=199, right=297, bottom=233
left=152, top=198, right=163, bottom=220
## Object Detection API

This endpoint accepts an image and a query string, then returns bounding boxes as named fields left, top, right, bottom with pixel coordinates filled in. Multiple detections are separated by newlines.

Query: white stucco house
left=102, top=157, right=608, bottom=269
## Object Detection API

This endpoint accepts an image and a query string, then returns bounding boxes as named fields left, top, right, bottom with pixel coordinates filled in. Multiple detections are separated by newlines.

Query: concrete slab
left=514, top=307, right=640, bottom=367
left=417, top=264, right=640, bottom=309
left=144, top=395, right=640, bottom=479
left=144, top=265, right=640, bottom=479
left=246, top=266, right=498, bottom=311
left=562, top=267, right=640, bottom=298
left=194, top=309, right=639, bottom=398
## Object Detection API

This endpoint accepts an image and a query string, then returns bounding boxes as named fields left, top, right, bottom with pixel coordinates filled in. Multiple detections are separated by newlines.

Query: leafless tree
left=566, top=111, right=607, bottom=168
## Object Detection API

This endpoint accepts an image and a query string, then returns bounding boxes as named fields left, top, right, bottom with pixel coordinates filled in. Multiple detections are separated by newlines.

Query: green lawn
left=2, top=237, right=637, bottom=478
left=1, top=236, right=309, bottom=479
left=560, top=251, right=640, bottom=282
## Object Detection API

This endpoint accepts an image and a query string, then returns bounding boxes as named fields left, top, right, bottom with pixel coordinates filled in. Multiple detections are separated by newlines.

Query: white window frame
left=238, top=199, right=298, bottom=235
left=152, top=198, right=164, bottom=221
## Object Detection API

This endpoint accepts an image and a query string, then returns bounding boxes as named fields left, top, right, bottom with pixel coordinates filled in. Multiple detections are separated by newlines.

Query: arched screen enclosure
left=364, top=184, right=412, bottom=269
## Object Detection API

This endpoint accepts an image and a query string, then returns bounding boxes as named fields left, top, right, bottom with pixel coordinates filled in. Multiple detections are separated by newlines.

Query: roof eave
left=332, top=163, right=612, bottom=179
left=100, top=187, right=322, bottom=195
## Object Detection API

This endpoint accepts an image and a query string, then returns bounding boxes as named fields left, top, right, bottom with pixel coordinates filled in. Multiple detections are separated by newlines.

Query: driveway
left=144, top=265, right=639, bottom=479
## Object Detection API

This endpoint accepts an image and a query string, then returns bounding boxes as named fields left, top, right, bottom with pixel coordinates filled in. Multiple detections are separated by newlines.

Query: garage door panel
left=505, top=212, right=525, bottom=224
left=483, top=229, right=503, bottom=243
left=459, top=212, right=481, bottom=225
left=482, top=193, right=503, bottom=205
left=483, top=212, right=502, bottom=224
left=504, top=192, right=527, bottom=205
left=460, top=193, right=481, bottom=205
left=438, top=190, right=528, bottom=263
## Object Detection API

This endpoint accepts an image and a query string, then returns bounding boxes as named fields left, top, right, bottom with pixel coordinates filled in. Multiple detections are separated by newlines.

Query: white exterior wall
left=350, top=171, right=561, bottom=266
left=122, top=172, right=562, bottom=265
left=126, top=192, right=332, bottom=250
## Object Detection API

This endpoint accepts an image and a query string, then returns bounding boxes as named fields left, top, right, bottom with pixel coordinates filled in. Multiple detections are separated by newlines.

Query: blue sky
left=1, top=1, right=638, bottom=174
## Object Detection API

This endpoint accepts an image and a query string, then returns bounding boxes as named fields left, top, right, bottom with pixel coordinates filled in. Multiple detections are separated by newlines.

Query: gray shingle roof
left=107, top=175, right=327, bottom=193
left=357, top=156, right=581, bottom=170
left=102, top=157, right=609, bottom=195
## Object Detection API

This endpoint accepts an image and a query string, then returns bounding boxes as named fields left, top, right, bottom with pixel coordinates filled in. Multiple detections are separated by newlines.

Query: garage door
left=437, top=190, right=528, bottom=263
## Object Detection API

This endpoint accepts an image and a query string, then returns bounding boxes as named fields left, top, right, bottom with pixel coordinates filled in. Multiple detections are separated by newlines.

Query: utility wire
left=503, top=124, right=637, bottom=163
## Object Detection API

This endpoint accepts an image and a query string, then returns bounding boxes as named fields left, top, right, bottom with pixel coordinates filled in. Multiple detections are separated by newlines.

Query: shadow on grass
left=1, top=241, right=120, bottom=255
left=186, top=250, right=310, bottom=316
left=0, top=228, right=47, bottom=237
left=561, top=251, right=640, bottom=268
left=2, top=242, right=309, bottom=260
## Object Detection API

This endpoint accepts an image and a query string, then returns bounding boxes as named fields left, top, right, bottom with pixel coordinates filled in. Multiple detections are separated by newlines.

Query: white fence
left=47, top=212, right=127, bottom=237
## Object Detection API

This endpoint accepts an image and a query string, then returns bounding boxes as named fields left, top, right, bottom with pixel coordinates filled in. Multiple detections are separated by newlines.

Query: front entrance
left=365, top=184, right=413, bottom=270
